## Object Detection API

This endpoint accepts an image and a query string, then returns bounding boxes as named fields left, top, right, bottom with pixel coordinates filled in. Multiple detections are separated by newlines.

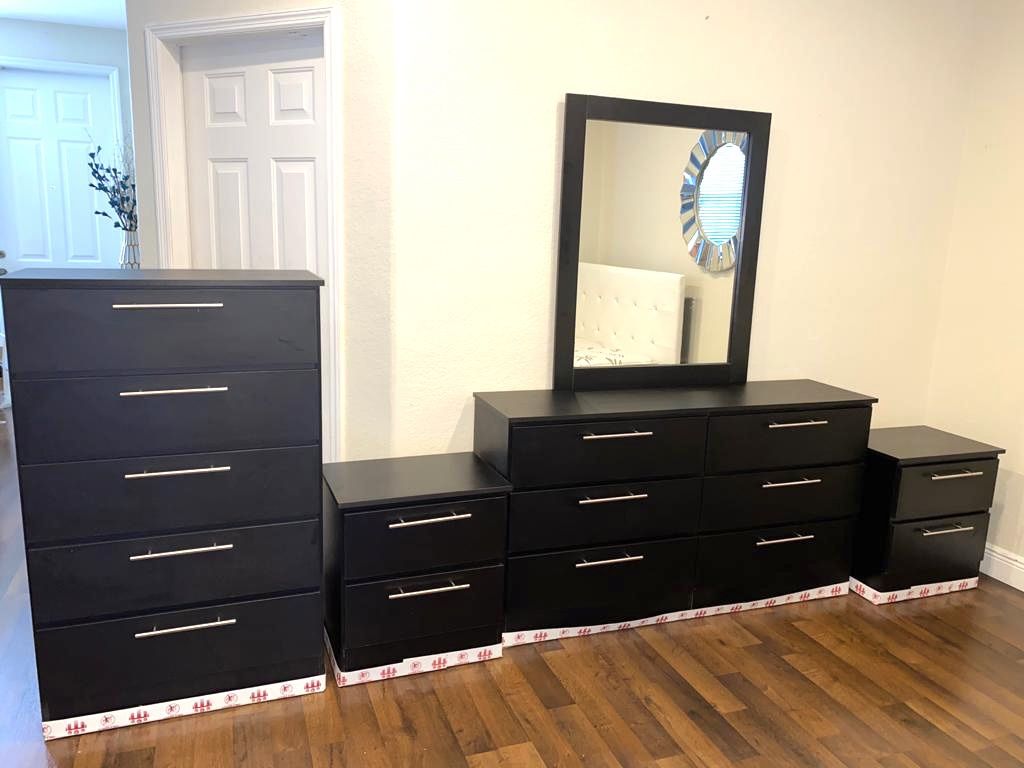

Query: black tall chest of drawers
left=1, top=268, right=326, bottom=737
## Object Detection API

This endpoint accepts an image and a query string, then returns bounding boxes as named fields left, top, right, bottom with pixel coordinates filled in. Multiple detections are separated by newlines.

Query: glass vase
left=120, top=229, right=141, bottom=270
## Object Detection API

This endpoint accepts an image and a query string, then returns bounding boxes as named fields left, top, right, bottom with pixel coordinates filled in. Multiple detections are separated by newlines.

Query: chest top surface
left=868, top=425, right=1005, bottom=466
left=0, top=268, right=324, bottom=288
left=322, top=451, right=512, bottom=511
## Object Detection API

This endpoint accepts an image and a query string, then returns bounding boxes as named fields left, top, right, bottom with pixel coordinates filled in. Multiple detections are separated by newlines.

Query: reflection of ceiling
left=0, top=0, right=126, bottom=30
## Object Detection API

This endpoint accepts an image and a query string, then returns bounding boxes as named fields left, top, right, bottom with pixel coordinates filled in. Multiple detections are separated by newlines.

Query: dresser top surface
left=474, top=379, right=876, bottom=422
left=323, top=452, right=512, bottom=511
left=868, top=426, right=1004, bottom=465
left=0, top=268, right=324, bottom=288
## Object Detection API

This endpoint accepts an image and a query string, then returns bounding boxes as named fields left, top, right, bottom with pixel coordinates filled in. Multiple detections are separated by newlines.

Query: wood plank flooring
left=2, top=415, right=1024, bottom=767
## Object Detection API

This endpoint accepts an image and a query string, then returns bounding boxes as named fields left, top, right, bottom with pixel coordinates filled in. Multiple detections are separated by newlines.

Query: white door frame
left=0, top=56, right=125, bottom=410
left=145, top=8, right=343, bottom=461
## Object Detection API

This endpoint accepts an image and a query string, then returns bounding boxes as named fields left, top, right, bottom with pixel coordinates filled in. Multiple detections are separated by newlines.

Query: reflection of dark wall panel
left=681, top=297, right=695, bottom=364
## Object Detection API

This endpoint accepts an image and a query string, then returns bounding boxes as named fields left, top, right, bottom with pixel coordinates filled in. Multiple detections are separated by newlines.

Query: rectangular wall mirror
left=553, top=94, right=771, bottom=390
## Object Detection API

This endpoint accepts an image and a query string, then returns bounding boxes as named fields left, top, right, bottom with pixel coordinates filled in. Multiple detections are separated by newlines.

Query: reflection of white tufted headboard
left=575, top=262, right=686, bottom=364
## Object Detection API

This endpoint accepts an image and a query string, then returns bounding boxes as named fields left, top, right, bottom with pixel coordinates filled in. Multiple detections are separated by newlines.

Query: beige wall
left=126, top=1, right=979, bottom=456
left=926, top=0, right=1024, bottom=572
left=0, top=18, right=133, bottom=144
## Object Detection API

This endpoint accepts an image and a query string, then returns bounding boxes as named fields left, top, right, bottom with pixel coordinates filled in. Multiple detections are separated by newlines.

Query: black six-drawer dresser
left=474, top=379, right=876, bottom=643
left=0, top=269, right=326, bottom=740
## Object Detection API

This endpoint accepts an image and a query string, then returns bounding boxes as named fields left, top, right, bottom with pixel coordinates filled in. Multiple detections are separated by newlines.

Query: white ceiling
left=0, top=0, right=126, bottom=29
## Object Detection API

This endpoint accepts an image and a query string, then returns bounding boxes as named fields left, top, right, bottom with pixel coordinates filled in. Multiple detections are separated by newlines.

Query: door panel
left=181, top=33, right=327, bottom=274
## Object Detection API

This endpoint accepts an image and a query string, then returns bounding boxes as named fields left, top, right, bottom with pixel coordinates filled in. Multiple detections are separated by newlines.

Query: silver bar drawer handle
left=768, top=419, right=829, bottom=429
left=389, top=581, right=470, bottom=600
left=388, top=511, right=473, bottom=529
left=124, top=465, right=231, bottom=480
left=576, top=554, right=645, bottom=568
left=112, top=303, right=224, bottom=309
left=581, top=430, right=654, bottom=441
left=578, top=492, right=649, bottom=506
left=762, top=477, right=822, bottom=489
left=930, top=469, right=985, bottom=481
left=135, top=617, right=236, bottom=639
left=130, top=543, right=234, bottom=561
left=756, top=533, right=816, bottom=546
left=921, top=524, right=975, bottom=537
left=119, top=386, right=228, bottom=398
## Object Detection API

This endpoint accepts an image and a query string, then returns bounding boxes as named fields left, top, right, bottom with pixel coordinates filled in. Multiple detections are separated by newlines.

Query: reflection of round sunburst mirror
left=680, top=130, right=749, bottom=273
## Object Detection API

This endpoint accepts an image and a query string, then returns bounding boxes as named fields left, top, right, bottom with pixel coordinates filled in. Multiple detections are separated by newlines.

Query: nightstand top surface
left=868, top=426, right=1004, bottom=465
left=323, top=451, right=512, bottom=511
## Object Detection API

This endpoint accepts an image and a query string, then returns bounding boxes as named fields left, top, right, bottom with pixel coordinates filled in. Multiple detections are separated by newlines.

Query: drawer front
left=35, top=592, right=323, bottom=721
left=29, top=520, right=320, bottom=625
left=505, top=537, right=696, bottom=631
left=12, top=369, right=320, bottom=464
left=343, top=564, right=504, bottom=648
left=20, top=446, right=320, bottom=544
left=693, top=518, right=853, bottom=608
left=700, top=464, right=863, bottom=533
left=886, top=512, right=989, bottom=587
left=895, top=459, right=998, bottom=522
left=509, top=478, right=701, bottom=554
left=509, top=416, right=706, bottom=488
left=3, top=286, right=319, bottom=377
left=706, top=407, right=871, bottom=473
left=344, top=497, right=507, bottom=580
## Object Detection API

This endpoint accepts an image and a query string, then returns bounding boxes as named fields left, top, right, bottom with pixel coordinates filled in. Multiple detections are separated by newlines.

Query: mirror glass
left=574, top=120, right=748, bottom=369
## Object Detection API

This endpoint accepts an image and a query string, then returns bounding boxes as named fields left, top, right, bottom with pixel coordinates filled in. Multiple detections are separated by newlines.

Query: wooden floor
left=3, top=417, right=1024, bottom=766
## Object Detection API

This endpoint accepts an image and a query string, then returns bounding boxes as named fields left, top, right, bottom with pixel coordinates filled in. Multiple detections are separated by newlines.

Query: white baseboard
left=981, top=543, right=1024, bottom=592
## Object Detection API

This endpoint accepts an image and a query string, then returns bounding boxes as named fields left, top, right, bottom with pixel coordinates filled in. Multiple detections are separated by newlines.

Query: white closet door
left=181, top=31, right=327, bottom=273
left=0, top=67, right=121, bottom=272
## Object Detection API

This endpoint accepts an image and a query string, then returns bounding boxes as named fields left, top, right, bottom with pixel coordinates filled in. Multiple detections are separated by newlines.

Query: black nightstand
left=321, top=452, right=511, bottom=686
left=852, top=426, right=1004, bottom=603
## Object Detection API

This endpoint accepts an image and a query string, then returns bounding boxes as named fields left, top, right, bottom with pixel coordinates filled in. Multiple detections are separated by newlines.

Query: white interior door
left=181, top=31, right=327, bottom=272
left=0, top=66, right=122, bottom=407
left=0, top=67, right=121, bottom=273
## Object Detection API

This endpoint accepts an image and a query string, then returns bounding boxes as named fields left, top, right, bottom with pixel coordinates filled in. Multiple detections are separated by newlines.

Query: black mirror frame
left=552, top=94, right=771, bottom=391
